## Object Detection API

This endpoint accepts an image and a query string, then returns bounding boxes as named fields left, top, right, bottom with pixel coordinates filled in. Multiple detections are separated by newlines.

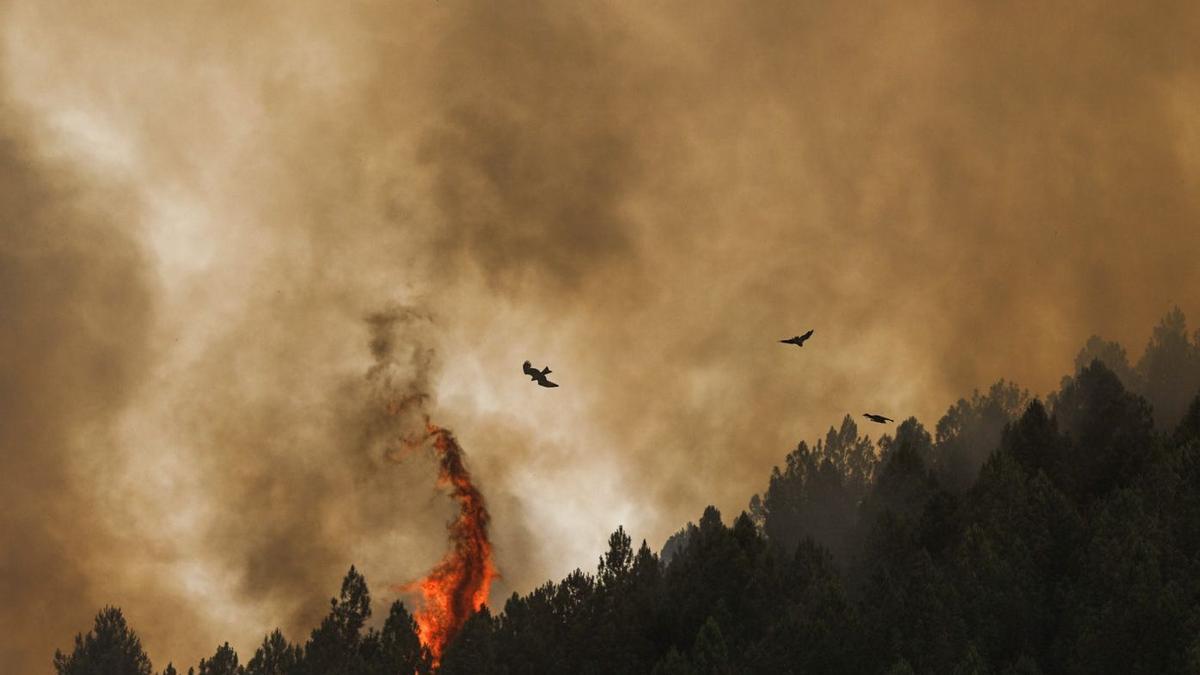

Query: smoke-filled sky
left=3, top=1, right=1199, bottom=670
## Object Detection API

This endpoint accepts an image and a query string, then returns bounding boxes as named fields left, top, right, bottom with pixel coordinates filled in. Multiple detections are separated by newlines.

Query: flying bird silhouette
left=780, top=329, right=814, bottom=347
left=523, top=360, right=558, bottom=388
left=862, top=413, right=894, bottom=424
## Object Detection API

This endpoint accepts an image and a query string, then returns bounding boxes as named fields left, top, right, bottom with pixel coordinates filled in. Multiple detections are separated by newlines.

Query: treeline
left=53, top=567, right=430, bottom=675
left=56, top=309, right=1200, bottom=673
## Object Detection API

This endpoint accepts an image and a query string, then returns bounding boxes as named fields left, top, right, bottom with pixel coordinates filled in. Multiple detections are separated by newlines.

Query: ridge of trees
left=55, top=309, right=1200, bottom=673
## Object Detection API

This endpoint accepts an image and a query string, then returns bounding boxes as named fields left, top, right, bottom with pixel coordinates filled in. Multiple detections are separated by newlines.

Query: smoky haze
left=2, top=0, right=1199, bottom=670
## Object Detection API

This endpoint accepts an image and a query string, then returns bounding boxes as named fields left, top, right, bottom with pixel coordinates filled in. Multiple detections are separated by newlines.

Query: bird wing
left=523, top=360, right=535, bottom=376
left=800, top=329, right=814, bottom=340
left=539, top=378, right=559, bottom=387
left=780, top=337, right=798, bottom=343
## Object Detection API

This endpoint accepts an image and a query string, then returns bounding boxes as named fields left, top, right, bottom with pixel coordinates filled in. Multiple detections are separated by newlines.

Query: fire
left=366, top=307, right=496, bottom=664
left=395, top=421, right=498, bottom=664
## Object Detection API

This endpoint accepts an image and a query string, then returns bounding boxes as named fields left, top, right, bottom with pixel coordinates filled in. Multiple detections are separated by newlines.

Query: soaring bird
left=862, top=413, right=894, bottom=424
left=523, top=360, right=558, bottom=388
left=780, top=329, right=814, bottom=347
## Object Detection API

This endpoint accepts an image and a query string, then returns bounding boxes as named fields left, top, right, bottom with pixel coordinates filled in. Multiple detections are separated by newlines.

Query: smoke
left=3, top=0, right=1200, bottom=669
left=364, top=306, right=438, bottom=444
left=416, top=3, right=646, bottom=293
left=0, top=96, right=157, bottom=670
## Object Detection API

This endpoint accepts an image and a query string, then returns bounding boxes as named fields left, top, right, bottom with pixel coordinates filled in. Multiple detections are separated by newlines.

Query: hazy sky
left=3, top=1, right=1200, bottom=670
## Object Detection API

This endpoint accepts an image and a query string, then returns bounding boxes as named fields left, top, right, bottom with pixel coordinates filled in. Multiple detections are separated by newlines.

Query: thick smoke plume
left=3, top=1, right=1200, bottom=669
left=367, top=308, right=497, bottom=662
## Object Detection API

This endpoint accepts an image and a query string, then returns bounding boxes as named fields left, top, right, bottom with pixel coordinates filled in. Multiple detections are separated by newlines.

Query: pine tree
left=1137, top=307, right=1200, bottom=430
left=245, top=630, right=299, bottom=675
left=54, top=607, right=153, bottom=675
left=197, top=643, right=239, bottom=675
left=1053, top=360, right=1155, bottom=503
left=301, top=566, right=372, bottom=675
left=374, top=602, right=431, bottom=675
left=438, top=608, right=497, bottom=675
left=934, top=380, right=1029, bottom=492
left=1073, top=335, right=1139, bottom=390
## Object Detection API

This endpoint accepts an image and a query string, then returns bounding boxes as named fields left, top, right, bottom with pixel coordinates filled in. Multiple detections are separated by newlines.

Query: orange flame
left=395, top=421, right=497, bottom=665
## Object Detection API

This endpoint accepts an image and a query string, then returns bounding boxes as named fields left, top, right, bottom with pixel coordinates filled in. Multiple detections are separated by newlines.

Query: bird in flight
left=862, top=413, right=894, bottom=424
left=780, top=329, right=814, bottom=347
left=523, top=360, right=558, bottom=388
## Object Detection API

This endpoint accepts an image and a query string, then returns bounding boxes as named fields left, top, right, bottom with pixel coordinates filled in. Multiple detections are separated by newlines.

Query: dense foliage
left=56, top=310, right=1200, bottom=673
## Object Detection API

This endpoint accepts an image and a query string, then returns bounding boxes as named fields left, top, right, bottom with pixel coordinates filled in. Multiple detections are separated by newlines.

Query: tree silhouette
left=438, top=607, right=497, bottom=674
left=934, top=380, right=1029, bottom=492
left=197, top=643, right=239, bottom=675
left=245, top=630, right=299, bottom=675
left=54, top=607, right=153, bottom=675
left=757, top=414, right=877, bottom=562
left=1053, top=360, right=1155, bottom=503
left=1137, top=307, right=1200, bottom=430
left=373, top=602, right=432, bottom=675
left=1074, top=335, right=1140, bottom=391
left=301, top=566, right=372, bottom=674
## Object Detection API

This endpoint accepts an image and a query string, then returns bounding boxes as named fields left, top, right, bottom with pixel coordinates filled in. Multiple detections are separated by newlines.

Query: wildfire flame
left=366, top=307, right=496, bottom=664
left=394, top=420, right=497, bottom=664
